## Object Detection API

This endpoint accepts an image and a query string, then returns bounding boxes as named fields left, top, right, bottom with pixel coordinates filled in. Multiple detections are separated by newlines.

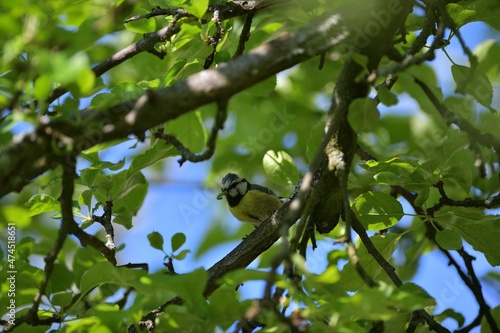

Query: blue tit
left=216, top=173, right=282, bottom=227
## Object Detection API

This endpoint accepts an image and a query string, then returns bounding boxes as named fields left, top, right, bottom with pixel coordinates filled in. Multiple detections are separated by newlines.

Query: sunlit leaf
left=352, top=191, right=404, bottom=231
left=263, top=150, right=300, bottom=186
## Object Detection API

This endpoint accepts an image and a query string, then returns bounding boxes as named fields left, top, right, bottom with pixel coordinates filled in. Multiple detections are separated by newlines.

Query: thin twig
left=339, top=166, right=377, bottom=287
left=234, top=11, right=256, bottom=58
left=124, top=7, right=191, bottom=23
left=155, top=99, right=228, bottom=166
left=414, top=77, right=500, bottom=160
left=427, top=181, right=500, bottom=217
left=457, top=249, right=500, bottom=332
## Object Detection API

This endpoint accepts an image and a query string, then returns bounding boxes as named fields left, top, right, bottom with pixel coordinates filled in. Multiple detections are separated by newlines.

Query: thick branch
left=0, top=11, right=351, bottom=197
left=46, top=0, right=291, bottom=105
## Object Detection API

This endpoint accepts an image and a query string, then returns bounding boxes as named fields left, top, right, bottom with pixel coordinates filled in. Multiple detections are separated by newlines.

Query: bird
left=216, top=173, right=282, bottom=227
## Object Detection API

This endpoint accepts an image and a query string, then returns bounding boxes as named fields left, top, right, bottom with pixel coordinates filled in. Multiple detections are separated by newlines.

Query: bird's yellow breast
left=228, top=189, right=282, bottom=227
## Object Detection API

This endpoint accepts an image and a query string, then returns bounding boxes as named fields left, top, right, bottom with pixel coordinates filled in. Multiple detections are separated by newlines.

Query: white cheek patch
left=229, top=187, right=239, bottom=197
left=236, top=181, right=248, bottom=195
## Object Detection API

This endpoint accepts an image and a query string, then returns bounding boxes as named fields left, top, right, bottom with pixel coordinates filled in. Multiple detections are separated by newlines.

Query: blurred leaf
left=337, top=233, right=401, bottom=291
left=263, top=150, right=300, bottom=186
left=245, top=75, right=277, bottom=96
left=446, top=3, right=477, bottom=28
left=306, top=120, right=326, bottom=163
left=148, top=231, right=164, bottom=251
left=451, top=64, right=496, bottom=112
left=475, top=40, right=500, bottom=81
left=24, top=194, right=59, bottom=217
left=183, top=0, right=209, bottom=18
left=0, top=205, right=31, bottom=228
left=172, top=249, right=191, bottom=260
left=221, top=269, right=270, bottom=287
left=33, top=74, right=52, bottom=99
left=376, top=86, right=398, bottom=106
left=51, top=291, right=74, bottom=309
left=348, top=97, right=380, bottom=132
left=82, top=139, right=129, bottom=154
left=124, top=9, right=156, bottom=33
left=163, top=59, right=188, bottom=86
left=481, top=306, right=500, bottom=333
left=435, top=308, right=466, bottom=327
left=352, top=191, right=404, bottom=231
left=458, top=0, right=500, bottom=31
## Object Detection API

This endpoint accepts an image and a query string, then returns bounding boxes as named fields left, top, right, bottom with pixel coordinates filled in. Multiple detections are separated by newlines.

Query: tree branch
left=233, top=11, right=256, bottom=58
left=413, top=77, right=500, bottom=159
left=0, top=10, right=351, bottom=197
left=154, top=99, right=228, bottom=166
left=427, top=181, right=500, bottom=217
left=46, top=0, right=290, bottom=105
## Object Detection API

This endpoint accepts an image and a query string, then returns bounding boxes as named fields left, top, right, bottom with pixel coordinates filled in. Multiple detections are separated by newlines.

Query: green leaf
left=163, top=59, right=188, bottom=86
left=33, top=74, right=53, bottom=99
left=435, top=308, right=466, bottom=327
left=446, top=3, right=477, bottom=28
left=306, top=120, right=326, bottom=163
left=337, top=233, right=401, bottom=291
left=80, top=261, right=152, bottom=296
left=172, top=249, right=191, bottom=260
left=183, top=0, right=209, bottom=18
left=171, top=232, right=186, bottom=252
left=459, top=0, right=500, bottom=31
left=148, top=231, right=164, bottom=251
left=451, top=64, right=496, bottom=112
left=475, top=40, right=500, bottom=80
left=112, top=207, right=134, bottom=229
left=263, top=150, right=300, bottom=186
left=127, top=140, right=174, bottom=177
left=24, top=194, right=60, bottom=217
left=376, top=86, right=398, bottom=106
left=221, top=269, right=271, bottom=287
left=436, top=207, right=500, bottom=266
left=435, top=229, right=463, bottom=250
left=80, top=155, right=125, bottom=171
left=124, top=8, right=156, bottom=33
left=0, top=205, right=31, bottom=228
left=163, top=111, right=207, bottom=153
left=352, top=191, right=404, bottom=231
left=481, top=306, right=500, bottom=333
left=51, top=291, right=74, bottom=308
left=348, top=97, right=380, bottom=132
left=397, top=282, right=436, bottom=308
left=361, top=157, right=429, bottom=190
left=110, top=170, right=148, bottom=205
left=82, top=138, right=129, bottom=154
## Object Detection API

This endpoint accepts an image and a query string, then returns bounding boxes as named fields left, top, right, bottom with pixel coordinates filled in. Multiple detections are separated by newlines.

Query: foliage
left=1, top=0, right=500, bottom=332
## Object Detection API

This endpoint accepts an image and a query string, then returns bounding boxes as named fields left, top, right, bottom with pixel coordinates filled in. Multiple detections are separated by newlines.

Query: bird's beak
left=217, top=191, right=227, bottom=200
